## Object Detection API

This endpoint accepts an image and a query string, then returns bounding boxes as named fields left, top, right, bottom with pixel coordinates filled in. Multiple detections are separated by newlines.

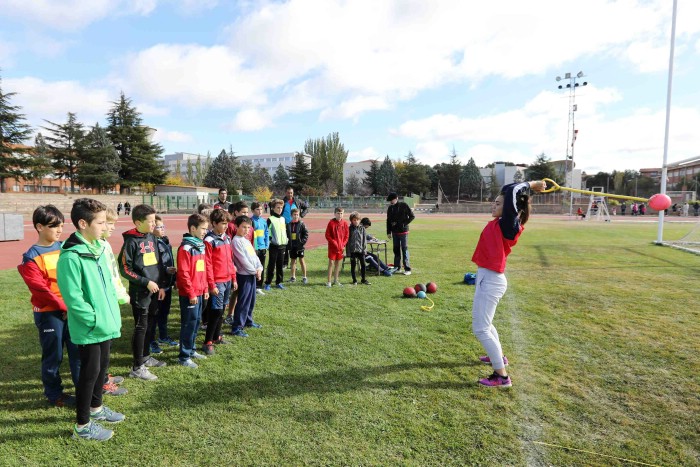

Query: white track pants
left=471, top=267, right=508, bottom=371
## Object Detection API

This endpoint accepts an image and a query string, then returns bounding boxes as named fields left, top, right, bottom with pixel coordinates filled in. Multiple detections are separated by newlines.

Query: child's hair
left=273, top=199, right=284, bottom=208
left=132, top=204, right=156, bottom=222
left=501, top=187, right=531, bottom=225
left=32, top=205, right=64, bottom=230
left=291, top=208, right=299, bottom=214
left=106, top=208, right=118, bottom=222
left=360, top=217, right=372, bottom=227
left=155, top=214, right=163, bottom=222
left=197, top=203, right=212, bottom=214
left=210, top=208, right=230, bottom=225
left=71, top=198, right=107, bottom=228
left=251, top=201, right=261, bottom=211
left=187, top=213, right=208, bottom=230
left=234, top=215, right=252, bottom=227
left=334, top=206, right=344, bottom=214
left=349, top=211, right=360, bottom=221
left=232, top=200, right=249, bottom=214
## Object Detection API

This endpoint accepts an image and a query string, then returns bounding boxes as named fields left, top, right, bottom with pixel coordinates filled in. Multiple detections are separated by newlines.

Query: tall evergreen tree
left=345, top=173, right=361, bottom=195
left=306, top=137, right=328, bottom=189
left=253, top=163, right=273, bottom=189
left=29, top=133, right=54, bottom=192
left=106, top=92, right=165, bottom=192
left=203, top=149, right=240, bottom=193
left=0, top=74, right=33, bottom=192
left=324, top=132, right=348, bottom=191
left=288, top=152, right=312, bottom=193
left=377, top=155, right=398, bottom=195
left=460, top=157, right=483, bottom=199
left=398, top=151, right=431, bottom=196
left=305, top=132, right=348, bottom=193
left=272, top=164, right=289, bottom=195
left=43, top=112, right=85, bottom=193
left=238, top=160, right=255, bottom=194
left=525, top=153, right=557, bottom=183
left=363, top=159, right=381, bottom=195
left=78, top=123, right=120, bottom=192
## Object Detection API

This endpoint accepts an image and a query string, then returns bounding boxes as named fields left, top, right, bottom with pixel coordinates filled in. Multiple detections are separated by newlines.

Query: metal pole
left=656, top=0, right=678, bottom=244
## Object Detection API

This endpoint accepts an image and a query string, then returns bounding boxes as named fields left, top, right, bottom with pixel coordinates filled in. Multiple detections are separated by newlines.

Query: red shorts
left=328, top=249, right=344, bottom=261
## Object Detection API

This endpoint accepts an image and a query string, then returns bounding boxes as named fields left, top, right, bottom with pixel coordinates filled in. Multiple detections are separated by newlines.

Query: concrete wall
left=0, top=193, right=144, bottom=217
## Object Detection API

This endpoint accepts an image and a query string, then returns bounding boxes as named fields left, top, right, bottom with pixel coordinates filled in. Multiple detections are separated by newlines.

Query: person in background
left=386, top=193, right=415, bottom=276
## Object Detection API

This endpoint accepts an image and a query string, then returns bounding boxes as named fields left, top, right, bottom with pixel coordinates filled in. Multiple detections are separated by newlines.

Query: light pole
left=556, top=71, right=588, bottom=216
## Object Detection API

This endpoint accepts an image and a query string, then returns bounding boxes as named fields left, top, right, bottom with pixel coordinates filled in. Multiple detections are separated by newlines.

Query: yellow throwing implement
left=540, top=178, right=650, bottom=203
left=420, top=296, right=435, bottom=312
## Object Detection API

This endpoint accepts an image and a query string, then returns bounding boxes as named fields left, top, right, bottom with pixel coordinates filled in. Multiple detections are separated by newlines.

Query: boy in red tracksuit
left=176, top=214, right=210, bottom=369
left=325, top=207, right=349, bottom=287
left=204, top=209, right=237, bottom=355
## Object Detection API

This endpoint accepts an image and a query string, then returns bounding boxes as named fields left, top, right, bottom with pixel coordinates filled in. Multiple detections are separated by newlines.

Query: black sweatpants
left=265, top=246, right=285, bottom=286
left=350, top=252, right=366, bottom=283
left=256, top=250, right=267, bottom=288
left=131, top=290, right=159, bottom=369
left=76, top=340, right=111, bottom=425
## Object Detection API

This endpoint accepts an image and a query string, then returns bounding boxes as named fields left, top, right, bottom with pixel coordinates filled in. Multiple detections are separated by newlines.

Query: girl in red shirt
left=471, top=180, right=546, bottom=388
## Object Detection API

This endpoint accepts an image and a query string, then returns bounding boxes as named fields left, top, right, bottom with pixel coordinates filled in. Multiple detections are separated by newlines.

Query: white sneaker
left=129, top=365, right=157, bottom=381
left=191, top=351, right=207, bottom=359
left=333, top=281, right=343, bottom=287
left=302, top=277, right=308, bottom=285
left=326, top=282, right=332, bottom=287
left=256, top=288, right=265, bottom=296
left=402, top=270, right=412, bottom=276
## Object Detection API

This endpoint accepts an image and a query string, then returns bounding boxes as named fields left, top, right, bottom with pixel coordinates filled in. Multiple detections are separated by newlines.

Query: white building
left=479, top=163, right=527, bottom=187
left=162, top=151, right=311, bottom=177
left=343, top=160, right=375, bottom=193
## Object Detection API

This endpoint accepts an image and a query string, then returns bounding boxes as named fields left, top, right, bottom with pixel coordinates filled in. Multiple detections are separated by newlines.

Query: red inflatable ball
left=403, top=287, right=417, bottom=298
left=648, top=193, right=672, bottom=211
left=426, top=282, right=438, bottom=294
left=414, top=283, right=426, bottom=293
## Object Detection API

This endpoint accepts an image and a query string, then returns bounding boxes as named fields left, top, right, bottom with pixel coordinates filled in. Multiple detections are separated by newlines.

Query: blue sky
left=1, top=0, right=699, bottom=174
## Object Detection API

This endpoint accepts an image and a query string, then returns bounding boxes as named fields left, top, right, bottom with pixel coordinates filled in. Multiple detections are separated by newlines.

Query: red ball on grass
left=414, top=283, right=426, bottom=293
left=403, top=287, right=416, bottom=298
left=426, top=282, right=437, bottom=294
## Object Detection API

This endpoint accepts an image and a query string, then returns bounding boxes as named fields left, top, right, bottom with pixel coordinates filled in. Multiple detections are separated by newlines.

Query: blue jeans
left=33, top=311, right=80, bottom=401
left=179, top=295, right=202, bottom=361
left=210, top=281, right=231, bottom=310
left=392, top=234, right=411, bottom=271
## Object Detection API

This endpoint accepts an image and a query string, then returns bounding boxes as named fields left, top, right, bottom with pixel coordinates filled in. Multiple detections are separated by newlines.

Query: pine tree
left=78, top=123, right=120, bottom=192
left=272, top=164, right=289, bottom=195
left=398, top=151, right=431, bottom=197
left=377, top=155, right=398, bottom=195
left=106, top=92, right=165, bottom=193
left=29, top=133, right=53, bottom=192
left=203, top=149, right=240, bottom=193
left=461, top=157, right=483, bottom=199
left=253, top=163, right=273, bottom=188
left=363, top=159, right=381, bottom=195
left=345, top=173, right=361, bottom=195
left=0, top=74, right=33, bottom=192
left=239, top=160, right=255, bottom=194
left=288, top=152, right=312, bottom=193
left=43, top=112, right=86, bottom=193
left=525, top=153, right=557, bottom=183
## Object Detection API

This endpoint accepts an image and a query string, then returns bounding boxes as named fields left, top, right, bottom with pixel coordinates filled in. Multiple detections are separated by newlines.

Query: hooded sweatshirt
left=176, top=234, right=208, bottom=300
left=204, top=230, right=237, bottom=290
left=118, top=228, right=164, bottom=289
left=57, top=232, right=122, bottom=345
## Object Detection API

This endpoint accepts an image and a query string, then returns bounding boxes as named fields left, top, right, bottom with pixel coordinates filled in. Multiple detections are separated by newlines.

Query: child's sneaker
left=90, top=405, right=126, bottom=423
left=103, top=382, right=128, bottom=396
left=158, top=337, right=178, bottom=346
left=326, top=282, right=332, bottom=287
left=361, top=280, right=372, bottom=285
left=191, top=351, right=207, bottom=359
left=402, top=270, right=412, bottom=276
left=276, top=283, right=286, bottom=290
left=289, top=277, right=296, bottom=282
left=129, top=365, right=157, bottom=381
left=333, top=281, right=343, bottom=287
left=263, top=284, right=271, bottom=291
left=149, top=342, right=163, bottom=355
left=223, top=315, right=235, bottom=325
left=246, top=322, right=262, bottom=329
left=143, top=356, right=167, bottom=368
left=202, top=342, right=215, bottom=356
left=478, top=372, right=512, bottom=388
left=351, top=281, right=358, bottom=286
left=302, top=277, right=308, bottom=284
left=49, top=394, right=76, bottom=408
left=232, top=327, right=249, bottom=338
left=73, top=421, right=113, bottom=441
left=215, top=336, right=230, bottom=345
left=479, top=355, right=509, bottom=366
left=179, top=359, right=198, bottom=369
left=107, top=374, right=124, bottom=385
left=256, top=288, right=266, bottom=295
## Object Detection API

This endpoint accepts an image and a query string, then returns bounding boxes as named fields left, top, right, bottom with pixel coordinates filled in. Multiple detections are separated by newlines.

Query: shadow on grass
left=143, top=360, right=470, bottom=409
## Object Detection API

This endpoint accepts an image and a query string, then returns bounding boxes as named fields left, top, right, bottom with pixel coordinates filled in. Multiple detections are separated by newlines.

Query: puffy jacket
left=176, top=234, right=208, bottom=299
left=56, top=233, right=122, bottom=345
left=346, top=224, right=366, bottom=255
left=157, top=236, right=176, bottom=289
left=18, top=241, right=67, bottom=313
left=287, top=220, right=308, bottom=250
left=118, top=228, right=164, bottom=289
left=386, top=201, right=415, bottom=235
left=325, top=218, right=349, bottom=252
left=204, top=231, right=237, bottom=290
left=251, top=215, right=270, bottom=250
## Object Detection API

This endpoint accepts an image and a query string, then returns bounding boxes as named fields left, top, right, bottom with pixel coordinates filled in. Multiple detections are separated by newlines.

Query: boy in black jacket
left=286, top=208, right=309, bottom=284
left=118, top=204, right=166, bottom=381
left=386, top=193, right=415, bottom=275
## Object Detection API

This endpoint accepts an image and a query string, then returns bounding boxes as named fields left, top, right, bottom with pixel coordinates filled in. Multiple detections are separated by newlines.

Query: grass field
left=0, top=216, right=698, bottom=466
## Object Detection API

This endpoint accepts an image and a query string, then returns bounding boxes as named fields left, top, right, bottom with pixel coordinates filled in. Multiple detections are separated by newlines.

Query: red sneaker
left=103, top=382, right=128, bottom=396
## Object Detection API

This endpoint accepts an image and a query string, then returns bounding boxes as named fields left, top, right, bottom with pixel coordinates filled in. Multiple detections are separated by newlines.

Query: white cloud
left=319, top=96, right=390, bottom=122
left=348, top=147, right=381, bottom=162
left=0, top=40, right=17, bottom=67
left=227, top=108, right=272, bottom=132
left=176, top=0, right=218, bottom=14
left=153, top=129, right=193, bottom=143
left=414, top=141, right=451, bottom=165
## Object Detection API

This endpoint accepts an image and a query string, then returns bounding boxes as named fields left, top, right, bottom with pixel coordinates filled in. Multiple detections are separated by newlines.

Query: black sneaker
left=202, top=342, right=215, bottom=356
left=49, top=394, right=76, bottom=408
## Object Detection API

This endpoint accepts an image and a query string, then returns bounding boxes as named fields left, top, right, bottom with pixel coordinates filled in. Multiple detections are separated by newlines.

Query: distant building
left=665, top=156, right=700, bottom=187
left=479, top=163, right=528, bottom=187
left=639, top=168, right=662, bottom=181
left=162, top=151, right=311, bottom=178
left=342, top=160, right=375, bottom=193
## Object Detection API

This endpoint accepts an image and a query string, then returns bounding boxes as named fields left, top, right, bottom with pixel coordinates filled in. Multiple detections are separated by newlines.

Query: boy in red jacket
left=325, top=207, right=349, bottom=287
left=18, top=205, right=80, bottom=407
left=176, top=214, right=210, bottom=369
left=204, top=209, right=237, bottom=355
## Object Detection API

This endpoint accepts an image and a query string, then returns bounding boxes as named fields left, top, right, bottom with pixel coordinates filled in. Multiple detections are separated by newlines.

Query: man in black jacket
left=386, top=193, right=415, bottom=275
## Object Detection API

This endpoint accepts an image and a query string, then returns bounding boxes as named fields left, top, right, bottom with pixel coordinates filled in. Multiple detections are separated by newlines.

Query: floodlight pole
left=656, top=0, right=678, bottom=244
left=556, top=72, right=587, bottom=217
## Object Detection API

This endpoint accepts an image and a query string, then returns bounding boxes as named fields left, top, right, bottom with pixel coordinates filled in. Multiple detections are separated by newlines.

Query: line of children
left=57, top=198, right=125, bottom=441
left=325, top=207, right=349, bottom=287
left=204, top=209, right=237, bottom=354
left=265, top=199, right=288, bottom=290
left=287, top=207, right=308, bottom=284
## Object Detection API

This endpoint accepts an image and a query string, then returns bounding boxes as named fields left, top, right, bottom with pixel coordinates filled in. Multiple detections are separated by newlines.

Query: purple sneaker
left=479, top=355, right=509, bottom=366
left=478, top=372, right=512, bottom=388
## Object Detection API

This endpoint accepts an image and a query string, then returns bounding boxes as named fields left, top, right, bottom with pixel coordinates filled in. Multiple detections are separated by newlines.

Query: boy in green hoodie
left=57, top=198, right=125, bottom=441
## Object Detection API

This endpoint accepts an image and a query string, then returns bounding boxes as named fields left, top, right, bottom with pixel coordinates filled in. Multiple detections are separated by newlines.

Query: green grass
left=0, top=216, right=698, bottom=466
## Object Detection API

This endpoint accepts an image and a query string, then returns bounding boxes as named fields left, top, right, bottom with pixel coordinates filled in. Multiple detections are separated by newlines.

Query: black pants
left=76, top=340, right=111, bottom=425
left=205, top=308, right=224, bottom=343
left=265, top=246, right=285, bottom=286
left=350, top=252, right=366, bottom=283
left=131, top=291, right=159, bottom=369
left=256, top=250, right=267, bottom=288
